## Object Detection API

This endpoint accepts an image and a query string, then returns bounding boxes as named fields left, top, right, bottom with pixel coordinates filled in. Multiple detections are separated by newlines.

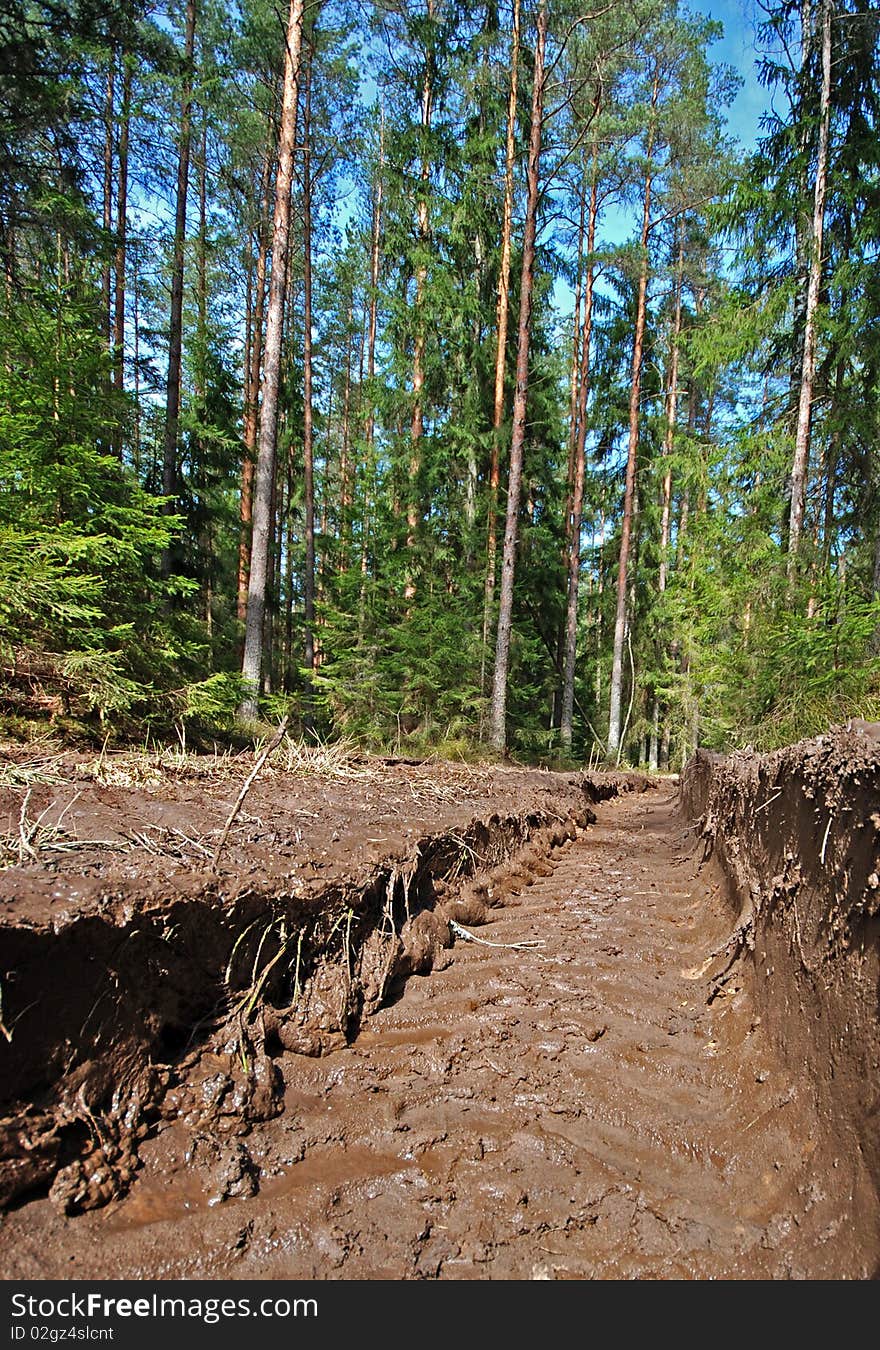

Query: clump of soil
left=0, top=748, right=626, bottom=1215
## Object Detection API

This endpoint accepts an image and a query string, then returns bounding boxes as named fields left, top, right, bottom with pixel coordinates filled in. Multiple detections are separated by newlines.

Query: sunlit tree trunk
left=161, top=0, right=197, bottom=578
left=240, top=0, right=305, bottom=720
left=489, top=1, right=547, bottom=751
left=481, top=0, right=520, bottom=695
left=405, top=1, right=435, bottom=602
left=560, top=145, right=599, bottom=753
left=238, top=146, right=272, bottom=624
left=607, top=80, right=658, bottom=760
left=302, top=46, right=316, bottom=703
left=788, top=0, right=832, bottom=575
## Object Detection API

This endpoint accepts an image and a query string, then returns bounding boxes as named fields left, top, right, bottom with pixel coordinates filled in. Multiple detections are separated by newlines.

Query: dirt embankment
left=0, top=752, right=635, bottom=1216
left=680, top=724, right=880, bottom=1207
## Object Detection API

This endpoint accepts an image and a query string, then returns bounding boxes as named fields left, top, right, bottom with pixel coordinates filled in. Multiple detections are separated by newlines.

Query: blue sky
left=698, top=0, right=766, bottom=149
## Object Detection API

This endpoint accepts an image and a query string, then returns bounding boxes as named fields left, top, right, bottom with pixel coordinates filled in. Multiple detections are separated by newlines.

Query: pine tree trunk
left=405, top=5, right=435, bottom=603
left=196, top=119, right=207, bottom=394
left=132, top=248, right=141, bottom=475
left=240, top=0, right=305, bottom=720
left=553, top=163, right=586, bottom=733
left=111, top=55, right=132, bottom=453
left=358, top=113, right=384, bottom=626
left=607, top=85, right=658, bottom=760
left=101, top=58, right=115, bottom=347
left=338, top=291, right=354, bottom=570
left=302, top=48, right=316, bottom=701
left=489, top=1, right=547, bottom=752
left=365, top=111, right=383, bottom=455
left=651, top=225, right=685, bottom=767
left=238, top=147, right=272, bottom=624
left=823, top=357, right=844, bottom=568
left=481, top=0, right=520, bottom=696
left=658, top=225, right=684, bottom=595
left=285, top=454, right=295, bottom=689
left=161, top=0, right=197, bottom=578
left=564, top=179, right=586, bottom=532
left=560, top=148, right=599, bottom=753
left=788, top=0, right=832, bottom=575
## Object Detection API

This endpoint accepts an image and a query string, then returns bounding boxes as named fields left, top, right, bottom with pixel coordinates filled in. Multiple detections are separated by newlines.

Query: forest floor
left=0, top=741, right=877, bottom=1279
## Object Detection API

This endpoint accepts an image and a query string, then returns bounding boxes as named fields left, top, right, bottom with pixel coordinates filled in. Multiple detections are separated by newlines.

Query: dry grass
left=0, top=754, right=72, bottom=789
left=126, top=823, right=214, bottom=864
left=77, top=742, right=250, bottom=789
left=0, top=789, right=127, bottom=869
left=280, top=733, right=374, bottom=781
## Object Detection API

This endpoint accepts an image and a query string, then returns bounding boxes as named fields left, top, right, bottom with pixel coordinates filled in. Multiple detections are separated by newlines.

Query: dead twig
left=17, top=788, right=38, bottom=862
left=212, top=717, right=289, bottom=871
left=449, top=918, right=547, bottom=957
left=754, top=790, right=783, bottom=814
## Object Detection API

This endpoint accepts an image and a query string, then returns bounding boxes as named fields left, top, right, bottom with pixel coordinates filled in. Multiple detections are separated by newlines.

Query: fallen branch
left=212, top=717, right=289, bottom=871
left=449, top=918, right=547, bottom=955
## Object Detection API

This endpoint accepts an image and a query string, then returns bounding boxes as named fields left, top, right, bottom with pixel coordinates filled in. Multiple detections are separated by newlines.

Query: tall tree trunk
left=822, top=356, right=844, bottom=569
left=240, top=0, right=305, bottom=719
left=238, top=146, right=272, bottom=623
left=481, top=0, right=520, bottom=695
left=196, top=118, right=208, bottom=395
left=338, top=290, right=354, bottom=570
left=132, top=245, right=141, bottom=475
left=651, top=224, right=685, bottom=770
left=488, top=1, right=547, bottom=752
left=405, top=1, right=435, bottom=602
left=564, top=178, right=586, bottom=529
left=359, top=113, right=384, bottom=626
left=302, top=46, right=316, bottom=702
left=111, top=54, right=132, bottom=453
left=607, top=80, right=658, bottom=760
left=553, top=160, right=586, bottom=733
left=195, top=118, right=211, bottom=629
left=365, top=110, right=384, bottom=454
left=101, top=57, right=115, bottom=346
left=788, top=0, right=832, bottom=575
left=658, top=224, right=684, bottom=595
left=560, top=146, right=600, bottom=753
left=161, top=0, right=197, bottom=577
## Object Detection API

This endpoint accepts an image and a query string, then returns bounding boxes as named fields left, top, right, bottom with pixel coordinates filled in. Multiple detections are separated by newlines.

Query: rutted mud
left=0, top=736, right=878, bottom=1279
left=0, top=756, right=618, bottom=1219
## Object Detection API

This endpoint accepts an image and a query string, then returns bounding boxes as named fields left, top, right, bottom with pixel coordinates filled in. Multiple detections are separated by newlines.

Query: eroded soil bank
left=680, top=723, right=880, bottom=1225
left=0, top=753, right=622, bottom=1216
left=0, top=735, right=878, bottom=1279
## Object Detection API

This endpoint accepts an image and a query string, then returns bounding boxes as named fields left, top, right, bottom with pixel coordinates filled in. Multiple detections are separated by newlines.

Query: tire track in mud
left=3, top=786, right=876, bottom=1279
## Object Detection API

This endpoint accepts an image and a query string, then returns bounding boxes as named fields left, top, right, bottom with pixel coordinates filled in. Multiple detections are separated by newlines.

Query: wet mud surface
left=2, top=742, right=877, bottom=1280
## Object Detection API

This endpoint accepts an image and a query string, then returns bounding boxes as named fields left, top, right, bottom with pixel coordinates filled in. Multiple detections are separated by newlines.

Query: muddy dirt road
left=3, top=782, right=875, bottom=1280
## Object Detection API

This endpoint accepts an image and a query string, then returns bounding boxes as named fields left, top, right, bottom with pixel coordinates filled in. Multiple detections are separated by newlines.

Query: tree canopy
left=2, top=0, right=878, bottom=761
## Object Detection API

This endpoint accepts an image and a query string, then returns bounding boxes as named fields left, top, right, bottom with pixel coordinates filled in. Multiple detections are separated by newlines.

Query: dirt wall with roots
left=0, top=771, right=631, bottom=1214
left=680, top=724, right=880, bottom=1213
